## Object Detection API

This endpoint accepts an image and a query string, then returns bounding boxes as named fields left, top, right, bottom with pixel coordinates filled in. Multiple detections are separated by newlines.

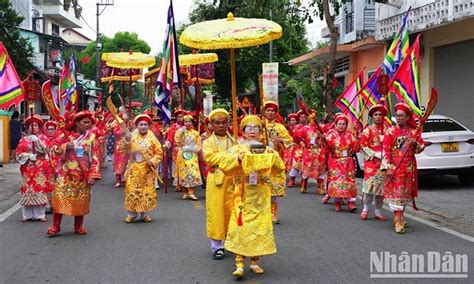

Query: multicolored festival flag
left=0, top=42, right=24, bottom=110
left=154, top=0, right=181, bottom=124
left=335, top=70, right=364, bottom=129
left=358, top=68, right=393, bottom=126
left=389, top=34, right=423, bottom=117
left=382, top=7, right=410, bottom=78
left=59, top=53, right=78, bottom=110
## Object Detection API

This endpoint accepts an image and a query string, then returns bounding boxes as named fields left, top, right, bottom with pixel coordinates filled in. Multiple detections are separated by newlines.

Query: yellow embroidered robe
left=174, top=128, right=203, bottom=188
left=220, top=144, right=285, bottom=256
left=124, top=131, right=163, bottom=213
left=52, top=131, right=101, bottom=216
left=265, top=120, right=293, bottom=197
left=202, top=133, right=236, bottom=240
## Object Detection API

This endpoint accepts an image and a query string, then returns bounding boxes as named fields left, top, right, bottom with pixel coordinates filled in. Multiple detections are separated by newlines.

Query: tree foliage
left=0, top=0, right=35, bottom=78
left=299, top=0, right=348, bottom=112
left=181, top=0, right=309, bottom=113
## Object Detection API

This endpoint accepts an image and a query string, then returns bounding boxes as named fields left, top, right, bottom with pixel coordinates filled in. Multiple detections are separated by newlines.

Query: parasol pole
left=129, top=68, right=132, bottom=118
left=230, top=48, right=238, bottom=138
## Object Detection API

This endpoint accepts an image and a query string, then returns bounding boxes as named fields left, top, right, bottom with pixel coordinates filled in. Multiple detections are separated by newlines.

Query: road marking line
left=355, top=195, right=474, bottom=243
left=0, top=203, right=20, bottom=223
left=191, top=200, right=204, bottom=210
left=403, top=211, right=474, bottom=243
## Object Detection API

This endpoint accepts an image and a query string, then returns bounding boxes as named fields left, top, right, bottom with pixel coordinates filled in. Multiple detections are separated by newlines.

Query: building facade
left=11, top=0, right=86, bottom=116
left=376, top=0, right=474, bottom=129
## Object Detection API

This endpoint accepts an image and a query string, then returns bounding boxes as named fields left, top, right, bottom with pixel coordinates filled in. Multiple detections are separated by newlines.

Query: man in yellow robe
left=202, top=109, right=236, bottom=260
left=263, top=101, right=293, bottom=224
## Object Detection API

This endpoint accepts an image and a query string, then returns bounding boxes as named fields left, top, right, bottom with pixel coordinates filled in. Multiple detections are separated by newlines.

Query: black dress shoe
left=212, top=249, right=225, bottom=260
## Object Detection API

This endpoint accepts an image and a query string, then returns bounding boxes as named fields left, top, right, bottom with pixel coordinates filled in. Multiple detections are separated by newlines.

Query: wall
left=345, top=44, right=386, bottom=85
left=420, top=17, right=474, bottom=105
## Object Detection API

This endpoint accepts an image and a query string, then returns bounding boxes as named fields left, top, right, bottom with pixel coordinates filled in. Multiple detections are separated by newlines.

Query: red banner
left=42, top=80, right=60, bottom=120
left=23, top=79, right=40, bottom=101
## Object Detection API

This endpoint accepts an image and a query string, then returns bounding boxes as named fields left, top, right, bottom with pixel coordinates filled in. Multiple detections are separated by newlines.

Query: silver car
left=354, top=115, right=474, bottom=185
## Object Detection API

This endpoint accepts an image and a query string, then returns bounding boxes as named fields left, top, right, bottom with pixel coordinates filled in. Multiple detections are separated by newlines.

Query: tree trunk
left=322, top=0, right=338, bottom=114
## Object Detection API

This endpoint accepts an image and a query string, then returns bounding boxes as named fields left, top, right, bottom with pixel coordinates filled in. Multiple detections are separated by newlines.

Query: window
left=51, top=23, right=60, bottom=36
left=423, top=119, right=466, bottom=132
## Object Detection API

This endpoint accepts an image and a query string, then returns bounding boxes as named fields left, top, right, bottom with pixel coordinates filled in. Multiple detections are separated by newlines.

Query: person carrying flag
left=166, top=109, right=185, bottom=191
left=297, top=109, right=327, bottom=195
left=381, top=103, right=424, bottom=234
left=263, top=101, right=293, bottom=224
left=360, top=105, right=388, bottom=221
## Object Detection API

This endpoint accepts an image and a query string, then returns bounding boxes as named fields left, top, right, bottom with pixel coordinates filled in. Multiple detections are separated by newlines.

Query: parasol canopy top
left=179, top=53, right=218, bottom=66
left=180, top=12, right=282, bottom=50
left=102, top=51, right=156, bottom=69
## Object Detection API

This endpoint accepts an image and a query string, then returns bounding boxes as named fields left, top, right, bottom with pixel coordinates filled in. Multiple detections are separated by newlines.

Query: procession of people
left=10, top=94, right=426, bottom=279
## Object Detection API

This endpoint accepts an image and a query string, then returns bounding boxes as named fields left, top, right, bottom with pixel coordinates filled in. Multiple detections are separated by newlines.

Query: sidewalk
left=0, top=163, right=21, bottom=215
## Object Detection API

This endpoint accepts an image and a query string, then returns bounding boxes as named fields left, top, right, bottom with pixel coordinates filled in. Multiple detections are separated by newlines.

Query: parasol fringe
left=179, top=33, right=282, bottom=50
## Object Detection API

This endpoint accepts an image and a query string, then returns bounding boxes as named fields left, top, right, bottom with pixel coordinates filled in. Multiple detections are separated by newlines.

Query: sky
left=78, top=0, right=326, bottom=56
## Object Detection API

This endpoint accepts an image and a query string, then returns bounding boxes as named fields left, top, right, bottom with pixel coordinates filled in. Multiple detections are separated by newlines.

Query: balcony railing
left=376, top=0, right=474, bottom=40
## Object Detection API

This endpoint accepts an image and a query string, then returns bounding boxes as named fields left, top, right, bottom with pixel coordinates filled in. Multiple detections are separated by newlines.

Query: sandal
left=38, top=217, right=48, bottom=222
left=124, top=216, right=136, bottom=223
left=188, top=195, right=198, bottom=201
left=212, top=249, right=225, bottom=260
left=249, top=264, right=265, bottom=274
left=47, top=226, right=60, bottom=237
left=142, top=216, right=152, bottom=223
left=74, top=226, right=87, bottom=235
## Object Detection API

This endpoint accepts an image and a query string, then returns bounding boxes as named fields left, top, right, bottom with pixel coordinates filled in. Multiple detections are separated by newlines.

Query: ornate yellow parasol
left=180, top=12, right=282, bottom=138
left=102, top=52, right=156, bottom=69
left=101, top=51, right=156, bottom=117
left=179, top=52, right=218, bottom=67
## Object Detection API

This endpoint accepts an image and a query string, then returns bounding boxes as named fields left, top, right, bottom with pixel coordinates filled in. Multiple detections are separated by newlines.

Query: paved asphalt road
left=0, top=165, right=473, bottom=283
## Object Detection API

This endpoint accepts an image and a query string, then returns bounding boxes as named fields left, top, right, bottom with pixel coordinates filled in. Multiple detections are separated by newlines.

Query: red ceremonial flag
left=388, top=34, right=423, bottom=117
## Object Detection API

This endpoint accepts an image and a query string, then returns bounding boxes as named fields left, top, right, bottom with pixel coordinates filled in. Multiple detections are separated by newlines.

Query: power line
left=80, top=14, right=97, bottom=34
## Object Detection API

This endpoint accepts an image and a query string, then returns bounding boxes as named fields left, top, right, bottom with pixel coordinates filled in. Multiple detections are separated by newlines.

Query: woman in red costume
left=325, top=113, right=360, bottom=212
left=16, top=115, right=53, bottom=222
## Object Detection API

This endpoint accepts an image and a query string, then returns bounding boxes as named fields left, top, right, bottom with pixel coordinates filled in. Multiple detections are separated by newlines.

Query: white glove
left=29, top=135, right=39, bottom=142
left=182, top=145, right=194, bottom=152
left=374, top=152, right=382, bottom=159
left=29, top=153, right=37, bottom=161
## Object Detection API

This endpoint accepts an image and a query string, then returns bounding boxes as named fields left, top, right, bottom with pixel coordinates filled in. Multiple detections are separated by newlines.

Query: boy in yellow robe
left=202, top=109, right=236, bottom=260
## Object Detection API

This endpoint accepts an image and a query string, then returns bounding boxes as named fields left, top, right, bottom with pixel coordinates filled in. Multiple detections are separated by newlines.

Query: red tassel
left=237, top=210, right=243, bottom=226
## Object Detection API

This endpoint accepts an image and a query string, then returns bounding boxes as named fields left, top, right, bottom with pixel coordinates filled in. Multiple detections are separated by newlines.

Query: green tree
left=79, top=31, right=151, bottom=80
left=300, top=0, right=347, bottom=111
left=0, top=0, right=35, bottom=78
left=182, top=0, right=309, bottom=113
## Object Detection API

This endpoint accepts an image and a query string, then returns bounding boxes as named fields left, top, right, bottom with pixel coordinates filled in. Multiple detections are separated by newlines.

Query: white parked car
left=354, top=115, right=474, bottom=185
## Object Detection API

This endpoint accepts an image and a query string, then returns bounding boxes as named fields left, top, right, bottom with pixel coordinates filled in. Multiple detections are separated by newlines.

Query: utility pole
left=269, top=9, right=273, bottom=62
left=96, top=0, right=114, bottom=88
